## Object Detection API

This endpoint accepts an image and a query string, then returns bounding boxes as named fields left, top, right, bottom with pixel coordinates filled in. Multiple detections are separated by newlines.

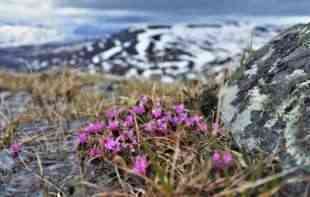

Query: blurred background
left=1, top=0, right=310, bottom=46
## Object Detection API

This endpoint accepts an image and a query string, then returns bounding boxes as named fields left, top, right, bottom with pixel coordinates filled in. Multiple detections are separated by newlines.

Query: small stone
left=0, top=150, right=16, bottom=172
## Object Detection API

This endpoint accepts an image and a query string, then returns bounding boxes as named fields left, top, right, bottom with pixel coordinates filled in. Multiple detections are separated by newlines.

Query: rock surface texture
left=220, top=23, right=310, bottom=171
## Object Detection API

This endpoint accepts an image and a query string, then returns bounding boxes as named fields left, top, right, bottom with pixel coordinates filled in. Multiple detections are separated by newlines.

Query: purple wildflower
left=107, top=120, right=119, bottom=131
left=10, top=143, right=22, bottom=157
left=124, top=115, right=134, bottom=128
left=222, top=151, right=234, bottom=166
left=212, top=151, right=234, bottom=170
left=122, top=129, right=137, bottom=144
left=105, top=107, right=119, bottom=120
left=197, top=122, right=209, bottom=133
left=169, top=116, right=179, bottom=127
left=212, top=151, right=223, bottom=169
left=152, top=107, right=163, bottom=119
left=175, top=112, right=188, bottom=125
left=77, top=132, right=88, bottom=145
left=156, top=118, right=169, bottom=135
left=84, top=122, right=105, bottom=134
left=133, top=155, right=149, bottom=175
left=88, top=147, right=102, bottom=158
left=118, top=131, right=137, bottom=152
left=102, top=137, right=121, bottom=153
left=175, top=104, right=185, bottom=114
left=185, top=115, right=204, bottom=129
left=132, top=104, right=145, bottom=115
left=143, top=121, right=156, bottom=134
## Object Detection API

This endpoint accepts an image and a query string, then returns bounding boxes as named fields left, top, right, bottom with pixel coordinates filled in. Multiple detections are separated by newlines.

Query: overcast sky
left=0, top=0, right=309, bottom=25
left=1, top=0, right=309, bottom=17
left=56, top=0, right=310, bottom=14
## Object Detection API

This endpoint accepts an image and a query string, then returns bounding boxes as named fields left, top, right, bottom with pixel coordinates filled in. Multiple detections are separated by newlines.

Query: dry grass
left=0, top=70, right=204, bottom=121
left=0, top=69, right=299, bottom=197
left=0, top=70, right=203, bottom=148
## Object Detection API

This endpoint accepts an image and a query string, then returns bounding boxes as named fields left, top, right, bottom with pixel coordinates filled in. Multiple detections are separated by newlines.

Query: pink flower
left=102, top=137, right=121, bottom=153
left=212, top=151, right=222, bottom=167
left=152, top=107, right=163, bottom=119
left=172, top=113, right=188, bottom=125
left=10, top=143, right=22, bottom=157
left=222, top=151, right=233, bottom=166
left=123, top=115, right=134, bottom=128
left=133, top=155, right=149, bottom=175
left=122, top=129, right=137, bottom=144
left=107, top=120, right=119, bottom=131
left=186, top=115, right=203, bottom=127
left=197, top=122, right=208, bottom=133
left=105, top=107, right=119, bottom=120
left=118, top=131, right=137, bottom=152
left=132, top=104, right=145, bottom=115
left=175, top=104, right=185, bottom=114
left=143, top=121, right=156, bottom=133
left=84, top=122, right=105, bottom=134
left=156, top=118, right=169, bottom=135
left=88, top=147, right=102, bottom=158
left=212, top=151, right=234, bottom=170
left=77, top=132, right=88, bottom=145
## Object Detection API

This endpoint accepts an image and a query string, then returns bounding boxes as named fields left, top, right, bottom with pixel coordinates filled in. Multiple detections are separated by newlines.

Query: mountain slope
left=0, top=22, right=282, bottom=81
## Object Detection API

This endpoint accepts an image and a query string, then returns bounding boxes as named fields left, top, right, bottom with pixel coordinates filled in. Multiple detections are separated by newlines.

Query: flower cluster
left=77, top=96, right=222, bottom=175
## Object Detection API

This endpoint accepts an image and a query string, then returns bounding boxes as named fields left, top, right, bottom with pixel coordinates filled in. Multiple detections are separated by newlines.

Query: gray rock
left=220, top=23, right=310, bottom=171
left=0, top=91, right=32, bottom=126
left=0, top=149, right=16, bottom=172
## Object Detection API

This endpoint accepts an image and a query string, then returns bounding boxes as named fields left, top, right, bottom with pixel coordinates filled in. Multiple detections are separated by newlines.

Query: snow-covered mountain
left=0, top=21, right=283, bottom=81
left=0, top=24, right=64, bottom=47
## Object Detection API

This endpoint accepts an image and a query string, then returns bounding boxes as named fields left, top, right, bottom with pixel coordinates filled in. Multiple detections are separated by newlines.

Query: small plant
left=76, top=95, right=236, bottom=195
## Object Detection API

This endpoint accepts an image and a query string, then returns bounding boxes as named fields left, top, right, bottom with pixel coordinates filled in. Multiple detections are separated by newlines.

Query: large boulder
left=220, top=23, right=310, bottom=171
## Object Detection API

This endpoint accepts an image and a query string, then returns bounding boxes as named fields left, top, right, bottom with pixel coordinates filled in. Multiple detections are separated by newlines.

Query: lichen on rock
left=219, top=23, right=310, bottom=171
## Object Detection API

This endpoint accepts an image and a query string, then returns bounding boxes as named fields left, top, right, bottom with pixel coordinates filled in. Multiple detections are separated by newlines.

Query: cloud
left=0, top=0, right=56, bottom=24
left=0, top=0, right=309, bottom=26
left=56, top=7, right=152, bottom=18
left=57, top=0, right=213, bottom=10
left=56, top=0, right=310, bottom=14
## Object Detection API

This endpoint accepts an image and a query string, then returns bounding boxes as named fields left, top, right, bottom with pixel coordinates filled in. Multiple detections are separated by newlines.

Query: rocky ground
left=0, top=72, right=121, bottom=196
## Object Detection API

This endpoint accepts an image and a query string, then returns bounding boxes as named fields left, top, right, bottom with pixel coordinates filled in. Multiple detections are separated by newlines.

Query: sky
left=56, top=0, right=310, bottom=15
left=0, top=0, right=309, bottom=33
left=1, top=0, right=310, bottom=20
